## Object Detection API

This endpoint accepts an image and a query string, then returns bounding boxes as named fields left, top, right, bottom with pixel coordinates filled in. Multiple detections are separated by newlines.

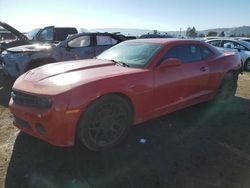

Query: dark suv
left=1, top=32, right=127, bottom=78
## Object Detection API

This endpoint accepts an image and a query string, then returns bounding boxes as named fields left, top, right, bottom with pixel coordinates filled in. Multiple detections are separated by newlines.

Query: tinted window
left=96, top=35, right=118, bottom=46
left=208, top=40, right=221, bottom=47
left=200, top=46, right=213, bottom=59
left=68, top=35, right=90, bottom=48
left=55, top=28, right=77, bottom=41
left=164, top=45, right=202, bottom=63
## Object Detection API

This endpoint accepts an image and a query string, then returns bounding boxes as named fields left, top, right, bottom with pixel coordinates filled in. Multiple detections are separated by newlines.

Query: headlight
left=37, top=97, right=52, bottom=108
left=11, top=90, right=52, bottom=108
left=7, top=52, right=31, bottom=59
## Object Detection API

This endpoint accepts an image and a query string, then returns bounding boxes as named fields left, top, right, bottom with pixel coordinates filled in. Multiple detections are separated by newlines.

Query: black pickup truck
left=0, top=22, right=78, bottom=53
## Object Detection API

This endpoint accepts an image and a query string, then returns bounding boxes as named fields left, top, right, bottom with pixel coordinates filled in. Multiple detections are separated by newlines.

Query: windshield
left=25, top=28, right=41, bottom=40
left=97, top=42, right=163, bottom=67
left=239, top=40, right=250, bottom=49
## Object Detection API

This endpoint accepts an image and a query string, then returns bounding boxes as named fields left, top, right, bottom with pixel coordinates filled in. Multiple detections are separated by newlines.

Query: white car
left=206, top=39, right=250, bottom=71
left=238, top=38, right=250, bottom=44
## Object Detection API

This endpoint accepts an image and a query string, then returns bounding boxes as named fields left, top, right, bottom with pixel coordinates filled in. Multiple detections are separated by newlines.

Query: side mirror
left=64, top=43, right=71, bottom=51
left=159, top=58, right=182, bottom=68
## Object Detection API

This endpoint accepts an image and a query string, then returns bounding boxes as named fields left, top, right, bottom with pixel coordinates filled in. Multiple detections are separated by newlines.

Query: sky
left=0, top=0, right=249, bottom=32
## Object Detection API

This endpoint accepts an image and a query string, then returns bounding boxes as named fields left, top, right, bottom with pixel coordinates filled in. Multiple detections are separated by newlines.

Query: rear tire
left=214, top=72, right=238, bottom=103
left=77, top=95, right=133, bottom=151
left=245, top=59, right=250, bottom=72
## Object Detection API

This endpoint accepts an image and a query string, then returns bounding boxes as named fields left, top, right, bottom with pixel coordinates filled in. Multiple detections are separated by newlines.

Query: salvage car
left=1, top=32, right=126, bottom=78
left=0, top=21, right=77, bottom=53
left=206, top=38, right=250, bottom=71
left=9, top=39, right=241, bottom=151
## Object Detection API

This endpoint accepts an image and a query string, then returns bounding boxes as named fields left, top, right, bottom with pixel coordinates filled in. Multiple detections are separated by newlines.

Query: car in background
left=9, top=39, right=241, bottom=151
left=206, top=38, right=250, bottom=71
left=237, top=38, right=250, bottom=43
left=202, top=37, right=222, bottom=41
left=139, top=34, right=173, bottom=39
left=125, top=36, right=137, bottom=40
left=0, top=22, right=77, bottom=53
left=1, top=32, right=126, bottom=78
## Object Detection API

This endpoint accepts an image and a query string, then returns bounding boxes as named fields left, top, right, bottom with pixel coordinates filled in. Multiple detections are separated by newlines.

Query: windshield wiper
left=110, top=59, right=130, bottom=67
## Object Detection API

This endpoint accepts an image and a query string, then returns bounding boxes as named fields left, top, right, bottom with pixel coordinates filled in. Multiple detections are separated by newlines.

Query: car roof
left=207, top=38, right=241, bottom=42
left=238, top=38, right=250, bottom=40
left=125, top=38, right=207, bottom=45
left=66, top=32, right=123, bottom=39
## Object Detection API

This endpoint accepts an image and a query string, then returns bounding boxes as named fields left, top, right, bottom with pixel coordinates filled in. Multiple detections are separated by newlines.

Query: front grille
left=14, top=116, right=31, bottom=130
left=11, top=90, right=52, bottom=108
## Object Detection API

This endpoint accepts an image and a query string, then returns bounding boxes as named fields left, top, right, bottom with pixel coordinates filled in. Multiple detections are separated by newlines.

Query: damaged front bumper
left=1, top=52, right=30, bottom=78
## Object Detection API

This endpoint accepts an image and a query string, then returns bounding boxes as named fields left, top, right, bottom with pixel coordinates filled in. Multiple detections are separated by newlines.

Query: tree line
left=186, top=26, right=250, bottom=38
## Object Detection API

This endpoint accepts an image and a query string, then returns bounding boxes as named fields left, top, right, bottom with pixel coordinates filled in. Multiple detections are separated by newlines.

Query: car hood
left=6, top=43, right=53, bottom=53
left=13, top=59, right=145, bottom=95
left=0, top=22, right=27, bottom=40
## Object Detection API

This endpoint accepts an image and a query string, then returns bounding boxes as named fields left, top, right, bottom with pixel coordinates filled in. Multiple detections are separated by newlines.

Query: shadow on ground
left=5, top=96, right=250, bottom=188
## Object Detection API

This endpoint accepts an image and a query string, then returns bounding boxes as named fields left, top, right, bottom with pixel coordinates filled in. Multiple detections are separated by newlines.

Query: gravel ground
left=0, top=72, right=250, bottom=188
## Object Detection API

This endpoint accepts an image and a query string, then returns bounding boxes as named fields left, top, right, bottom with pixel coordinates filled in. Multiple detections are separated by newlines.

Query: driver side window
left=222, top=41, right=235, bottom=49
left=222, top=41, right=246, bottom=50
left=163, top=45, right=202, bottom=64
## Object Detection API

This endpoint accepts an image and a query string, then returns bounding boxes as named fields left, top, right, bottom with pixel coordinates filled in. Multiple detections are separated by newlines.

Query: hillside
left=202, top=26, right=250, bottom=36
left=80, top=26, right=250, bottom=37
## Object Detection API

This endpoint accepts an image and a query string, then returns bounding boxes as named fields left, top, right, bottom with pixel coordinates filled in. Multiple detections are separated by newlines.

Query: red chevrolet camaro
left=9, top=39, right=241, bottom=151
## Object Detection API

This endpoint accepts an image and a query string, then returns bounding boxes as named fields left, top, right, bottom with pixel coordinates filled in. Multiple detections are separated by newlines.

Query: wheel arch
left=76, top=92, right=135, bottom=128
left=75, top=92, right=135, bottom=150
left=244, top=57, right=250, bottom=71
left=108, top=92, right=135, bottom=117
left=88, top=92, right=134, bottom=119
left=217, top=69, right=239, bottom=89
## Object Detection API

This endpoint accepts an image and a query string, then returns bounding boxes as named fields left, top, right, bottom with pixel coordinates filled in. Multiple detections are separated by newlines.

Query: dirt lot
left=0, top=71, right=250, bottom=188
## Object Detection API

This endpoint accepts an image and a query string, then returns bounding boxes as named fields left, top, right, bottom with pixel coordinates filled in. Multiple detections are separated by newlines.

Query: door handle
left=200, top=66, right=209, bottom=72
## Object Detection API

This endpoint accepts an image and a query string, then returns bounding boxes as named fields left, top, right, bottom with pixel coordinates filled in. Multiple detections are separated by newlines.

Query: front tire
left=77, top=95, right=133, bottom=151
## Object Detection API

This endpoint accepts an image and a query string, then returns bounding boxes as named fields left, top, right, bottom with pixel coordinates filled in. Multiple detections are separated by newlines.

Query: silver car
left=206, top=39, right=250, bottom=71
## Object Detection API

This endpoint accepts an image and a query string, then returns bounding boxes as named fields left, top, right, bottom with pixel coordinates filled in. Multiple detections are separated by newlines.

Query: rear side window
left=163, top=45, right=202, bottom=63
left=200, top=46, right=213, bottom=59
left=208, top=40, right=221, bottom=47
left=96, top=35, right=118, bottom=46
